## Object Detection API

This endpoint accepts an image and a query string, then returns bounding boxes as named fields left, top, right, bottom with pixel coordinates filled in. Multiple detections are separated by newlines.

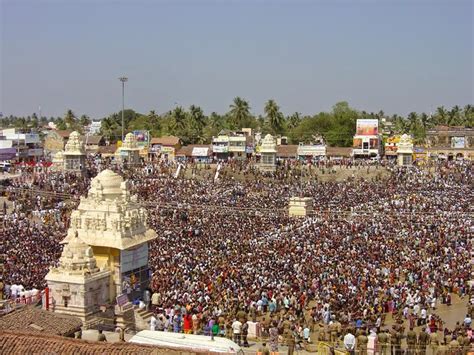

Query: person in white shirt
left=464, top=314, right=472, bottom=327
left=150, top=314, right=157, bottom=331
left=232, top=319, right=242, bottom=346
left=420, top=308, right=427, bottom=324
left=344, top=331, right=356, bottom=354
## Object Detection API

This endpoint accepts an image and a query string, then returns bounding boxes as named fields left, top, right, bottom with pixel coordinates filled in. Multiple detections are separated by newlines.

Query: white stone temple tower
left=397, top=134, right=414, bottom=166
left=62, top=169, right=157, bottom=302
left=63, top=131, right=86, bottom=172
left=51, top=151, right=65, bottom=171
left=259, top=134, right=277, bottom=172
left=45, top=232, right=111, bottom=321
left=119, top=132, right=141, bottom=166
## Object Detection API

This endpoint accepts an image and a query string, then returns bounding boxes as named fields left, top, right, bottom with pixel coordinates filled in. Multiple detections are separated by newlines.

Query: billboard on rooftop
left=356, top=119, right=379, bottom=136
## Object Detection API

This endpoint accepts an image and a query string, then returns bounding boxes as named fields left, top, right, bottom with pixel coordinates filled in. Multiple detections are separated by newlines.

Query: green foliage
left=3, top=102, right=473, bottom=147
left=229, top=97, right=252, bottom=130
left=264, top=99, right=285, bottom=135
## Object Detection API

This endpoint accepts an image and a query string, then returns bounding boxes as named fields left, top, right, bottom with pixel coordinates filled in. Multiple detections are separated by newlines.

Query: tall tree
left=435, top=106, right=447, bottom=125
left=407, top=112, right=419, bottom=132
left=64, top=109, right=77, bottom=129
left=448, top=105, right=461, bottom=126
left=189, top=105, right=206, bottom=131
left=463, top=104, right=474, bottom=126
left=264, top=99, right=284, bottom=135
left=419, top=112, right=430, bottom=130
left=79, top=114, right=92, bottom=128
left=287, top=112, right=301, bottom=129
left=229, top=97, right=251, bottom=129
left=30, top=113, right=39, bottom=129
left=171, top=106, right=187, bottom=132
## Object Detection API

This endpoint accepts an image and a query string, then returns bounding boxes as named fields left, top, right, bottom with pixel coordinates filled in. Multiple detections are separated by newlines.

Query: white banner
left=192, top=147, right=209, bottom=156
left=212, top=145, right=228, bottom=153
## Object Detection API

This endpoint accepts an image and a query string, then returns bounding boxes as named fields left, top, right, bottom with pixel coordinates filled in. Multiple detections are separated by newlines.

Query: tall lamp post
left=119, top=76, right=128, bottom=141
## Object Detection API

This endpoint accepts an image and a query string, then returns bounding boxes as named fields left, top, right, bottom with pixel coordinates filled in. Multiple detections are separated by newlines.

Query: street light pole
left=119, top=76, right=128, bottom=141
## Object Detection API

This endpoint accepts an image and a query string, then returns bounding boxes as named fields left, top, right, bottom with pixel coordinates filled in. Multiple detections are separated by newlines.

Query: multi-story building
left=212, top=129, right=253, bottom=160
left=352, top=119, right=381, bottom=158
left=0, top=128, right=43, bottom=161
left=425, top=126, right=473, bottom=160
left=212, top=135, right=229, bottom=160
left=228, top=132, right=247, bottom=160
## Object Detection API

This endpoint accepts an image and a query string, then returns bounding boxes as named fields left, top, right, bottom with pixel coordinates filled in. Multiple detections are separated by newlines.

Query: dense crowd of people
left=1, top=158, right=472, bottom=353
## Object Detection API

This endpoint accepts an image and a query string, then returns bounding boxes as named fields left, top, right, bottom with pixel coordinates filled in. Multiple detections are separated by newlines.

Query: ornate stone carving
left=64, top=131, right=86, bottom=155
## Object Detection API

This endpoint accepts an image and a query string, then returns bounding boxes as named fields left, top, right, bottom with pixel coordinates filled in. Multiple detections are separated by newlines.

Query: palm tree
left=55, top=117, right=68, bottom=131
left=447, top=105, right=461, bottom=126
left=79, top=114, right=91, bottom=128
left=407, top=112, right=419, bottom=132
left=14, top=117, right=29, bottom=131
left=64, top=109, right=77, bottom=129
left=189, top=105, right=206, bottom=130
left=147, top=110, right=161, bottom=134
left=435, top=106, right=447, bottom=125
left=264, top=99, right=284, bottom=134
left=30, top=113, right=39, bottom=130
left=171, top=106, right=187, bottom=132
left=229, top=97, right=251, bottom=129
left=419, top=112, right=430, bottom=130
left=287, top=112, right=301, bottom=129
left=463, top=104, right=473, bottom=127
left=208, top=112, right=223, bottom=131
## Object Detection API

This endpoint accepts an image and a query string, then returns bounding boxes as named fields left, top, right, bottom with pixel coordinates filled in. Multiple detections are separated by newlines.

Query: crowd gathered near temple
left=1, top=158, right=473, bottom=353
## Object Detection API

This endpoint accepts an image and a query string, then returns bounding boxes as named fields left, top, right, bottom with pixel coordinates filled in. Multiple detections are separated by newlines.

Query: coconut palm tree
left=100, top=116, right=118, bottom=141
left=147, top=110, right=161, bottom=134
left=14, top=117, right=29, bottom=131
left=229, top=97, right=251, bottom=129
left=189, top=105, right=206, bottom=131
left=463, top=104, right=474, bottom=126
left=419, top=112, right=430, bottom=130
left=407, top=112, right=419, bottom=132
left=208, top=112, right=223, bottom=131
left=264, top=99, right=284, bottom=134
left=435, top=106, right=447, bottom=125
left=447, top=105, right=461, bottom=126
left=287, top=112, right=301, bottom=129
left=64, top=109, right=77, bottom=129
left=171, top=106, right=187, bottom=133
left=79, top=114, right=91, bottom=128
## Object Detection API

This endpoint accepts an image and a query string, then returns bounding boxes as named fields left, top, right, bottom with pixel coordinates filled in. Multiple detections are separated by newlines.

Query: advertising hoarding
left=132, top=130, right=149, bottom=147
left=0, top=148, right=16, bottom=161
left=451, top=137, right=465, bottom=148
left=356, top=119, right=379, bottom=136
left=353, top=138, right=362, bottom=148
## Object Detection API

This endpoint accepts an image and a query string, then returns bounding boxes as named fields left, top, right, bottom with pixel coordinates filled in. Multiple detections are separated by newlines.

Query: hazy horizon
left=1, top=0, right=473, bottom=119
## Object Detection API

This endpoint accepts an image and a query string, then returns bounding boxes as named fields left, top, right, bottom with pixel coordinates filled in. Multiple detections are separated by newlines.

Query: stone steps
left=134, top=308, right=154, bottom=331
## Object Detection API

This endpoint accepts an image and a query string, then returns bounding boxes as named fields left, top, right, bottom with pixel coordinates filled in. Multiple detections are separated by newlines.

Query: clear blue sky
left=1, top=0, right=473, bottom=119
